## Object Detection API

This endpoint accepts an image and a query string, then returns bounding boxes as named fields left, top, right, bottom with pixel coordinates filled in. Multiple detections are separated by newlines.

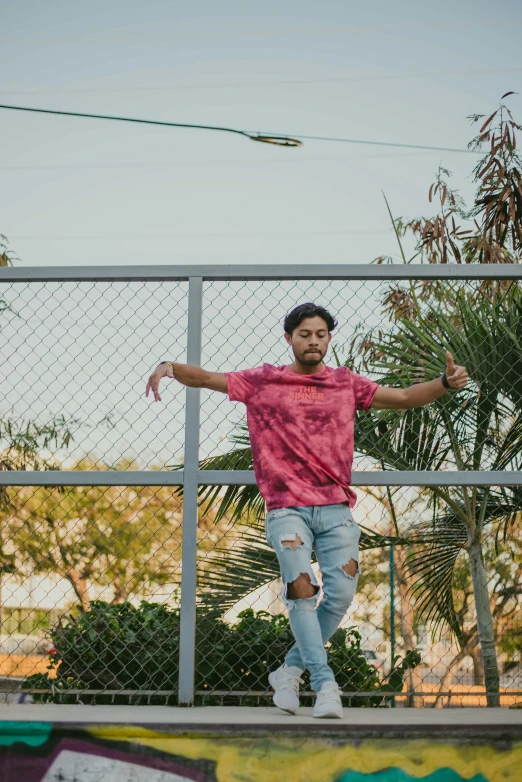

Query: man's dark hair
left=283, top=303, right=338, bottom=335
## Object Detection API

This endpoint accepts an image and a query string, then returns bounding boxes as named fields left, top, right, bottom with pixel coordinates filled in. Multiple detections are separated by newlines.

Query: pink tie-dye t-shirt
left=225, top=364, right=378, bottom=511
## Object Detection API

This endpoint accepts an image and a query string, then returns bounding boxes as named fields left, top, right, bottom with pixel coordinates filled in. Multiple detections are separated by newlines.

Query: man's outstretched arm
left=146, top=362, right=227, bottom=402
left=370, top=351, right=469, bottom=410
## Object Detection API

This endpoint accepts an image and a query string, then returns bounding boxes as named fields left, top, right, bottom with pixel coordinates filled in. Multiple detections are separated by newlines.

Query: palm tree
left=354, top=284, right=522, bottom=707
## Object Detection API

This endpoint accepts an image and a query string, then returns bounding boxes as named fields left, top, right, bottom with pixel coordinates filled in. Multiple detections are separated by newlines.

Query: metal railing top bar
left=0, top=469, right=520, bottom=486
left=1, top=263, right=522, bottom=283
left=197, top=469, right=522, bottom=487
left=0, top=470, right=185, bottom=486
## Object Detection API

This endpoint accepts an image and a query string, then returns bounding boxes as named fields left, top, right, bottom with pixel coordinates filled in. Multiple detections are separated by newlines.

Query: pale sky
left=0, top=1, right=521, bottom=468
left=2, top=2, right=519, bottom=623
left=2, top=0, right=521, bottom=268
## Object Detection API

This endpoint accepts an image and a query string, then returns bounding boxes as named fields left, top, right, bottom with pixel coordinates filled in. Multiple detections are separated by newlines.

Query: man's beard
left=300, top=350, right=324, bottom=366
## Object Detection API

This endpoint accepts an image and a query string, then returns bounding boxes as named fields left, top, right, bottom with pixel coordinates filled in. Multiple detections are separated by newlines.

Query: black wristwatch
left=441, top=371, right=451, bottom=390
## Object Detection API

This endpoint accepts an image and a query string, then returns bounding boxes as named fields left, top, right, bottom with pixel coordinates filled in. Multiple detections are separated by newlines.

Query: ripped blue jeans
left=265, top=504, right=360, bottom=692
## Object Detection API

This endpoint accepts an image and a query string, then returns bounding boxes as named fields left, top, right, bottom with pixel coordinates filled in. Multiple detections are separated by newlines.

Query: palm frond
left=175, top=442, right=265, bottom=525
left=358, top=524, right=411, bottom=550
left=491, top=410, right=522, bottom=472
left=403, top=511, right=468, bottom=637
left=198, top=529, right=279, bottom=616
left=374, top=285, right=522, bottom=410
left=198, top=447, right=264, bottom=524
left=197, top=523, right=410, bottom=617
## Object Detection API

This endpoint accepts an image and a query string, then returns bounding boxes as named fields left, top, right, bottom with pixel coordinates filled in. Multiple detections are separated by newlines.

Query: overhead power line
left=0, top=104, right=301, bottom=147
left=247, top=131, right=479, bottom=154
left=0, top=103, right=480, bottom=153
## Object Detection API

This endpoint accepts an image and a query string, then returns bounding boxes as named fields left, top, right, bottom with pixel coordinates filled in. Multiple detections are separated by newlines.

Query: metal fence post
left=178, top=276, right=203, bottom=705
left=389, top=544, right=396, bottom=708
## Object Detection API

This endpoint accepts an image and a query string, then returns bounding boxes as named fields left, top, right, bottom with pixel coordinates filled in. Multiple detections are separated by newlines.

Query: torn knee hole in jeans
left=285, top=572, right=320, bottom=602
left=280, top=533, right=304, bottom=551
left=340, top=558, right=359, bottom=579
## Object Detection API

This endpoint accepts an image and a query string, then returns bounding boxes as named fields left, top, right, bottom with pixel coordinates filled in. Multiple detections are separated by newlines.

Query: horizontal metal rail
left=12, top=688, right=522, bottom=697
left=197, top=469, right=522, bottom=486
left=0, top=470, right=185, bottom=486
left=0, top=470, right=521, bottom=486
left=1, top=264, right=522, bottom=282
left=195, top=690, right=522, bottom=698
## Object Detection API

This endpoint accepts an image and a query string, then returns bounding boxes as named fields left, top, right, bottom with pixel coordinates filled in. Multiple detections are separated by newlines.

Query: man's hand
left=145, top=362, right=227, bottom=399
left=372, top=351, right=470, bottom=409
left=146, top=363, right=174, bottom=402
left=446, top=351, right=469, bottom=390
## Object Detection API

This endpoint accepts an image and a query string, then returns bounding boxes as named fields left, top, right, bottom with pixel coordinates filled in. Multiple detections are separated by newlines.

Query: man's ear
left=284, top=331, right=292, bottom=345
left=328, top=333, right=332, bottom=344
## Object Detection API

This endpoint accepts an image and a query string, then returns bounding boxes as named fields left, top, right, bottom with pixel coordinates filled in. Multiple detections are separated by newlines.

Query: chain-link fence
left=0, top=264, right=520, bottom=708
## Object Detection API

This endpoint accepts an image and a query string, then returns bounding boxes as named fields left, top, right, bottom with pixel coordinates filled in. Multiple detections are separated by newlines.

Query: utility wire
left=0, top=104, right=301, bottom=147
left=248, top=130, right=479, bottom=154
left=0, top=103, right=479, bottom=153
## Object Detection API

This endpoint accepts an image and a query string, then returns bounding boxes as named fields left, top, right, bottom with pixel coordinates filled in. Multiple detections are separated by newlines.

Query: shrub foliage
left=24, top=600, right=420, bottom=706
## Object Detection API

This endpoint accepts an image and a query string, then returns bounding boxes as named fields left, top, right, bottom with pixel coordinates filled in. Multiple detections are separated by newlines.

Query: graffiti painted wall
left=1, top=721, right=521, bottom=781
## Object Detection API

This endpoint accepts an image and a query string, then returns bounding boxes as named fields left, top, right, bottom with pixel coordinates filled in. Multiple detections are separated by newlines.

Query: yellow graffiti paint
left=88, top=725, right=522, bottom=782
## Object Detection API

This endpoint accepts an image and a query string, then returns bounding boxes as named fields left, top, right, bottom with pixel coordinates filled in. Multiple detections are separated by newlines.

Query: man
left=146, top=302, right=469, bottom=718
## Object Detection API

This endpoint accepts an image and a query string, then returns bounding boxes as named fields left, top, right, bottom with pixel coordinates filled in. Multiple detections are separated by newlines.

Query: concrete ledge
left=3, top=704, right=522, bottom=739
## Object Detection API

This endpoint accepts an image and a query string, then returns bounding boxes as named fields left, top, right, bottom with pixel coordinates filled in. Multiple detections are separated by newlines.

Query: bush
left=23, top=601, right=420, bottom=706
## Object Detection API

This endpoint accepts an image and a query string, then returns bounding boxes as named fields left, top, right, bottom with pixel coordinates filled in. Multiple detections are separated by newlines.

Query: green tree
left=0, top=234, right=80, bottom=628
left=5, top=459, right=185, bottom=611
left=4, top=456, right=241, bottom=613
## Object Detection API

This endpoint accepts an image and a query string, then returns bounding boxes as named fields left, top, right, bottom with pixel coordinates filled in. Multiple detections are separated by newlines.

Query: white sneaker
left=313, top=681, right=343, bottom=719
left=269, top=665, right=303, bottom=714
